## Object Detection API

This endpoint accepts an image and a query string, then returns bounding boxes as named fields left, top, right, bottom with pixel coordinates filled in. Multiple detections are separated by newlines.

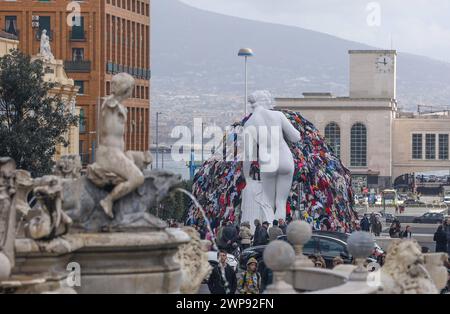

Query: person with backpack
left=237, top=257, right=261, bottom=294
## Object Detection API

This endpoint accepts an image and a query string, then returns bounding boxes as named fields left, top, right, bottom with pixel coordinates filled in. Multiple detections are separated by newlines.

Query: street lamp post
left=201, top=122, right=204, bottom=163
left=155, top=112, right=163, bottom=169
left=238, top=48, right=254, bottom=116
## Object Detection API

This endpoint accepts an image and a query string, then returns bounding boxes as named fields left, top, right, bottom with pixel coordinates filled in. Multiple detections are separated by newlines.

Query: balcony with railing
left=64, top=60, right=92, bottom=73
left=106, top=62, right=151, bottom=79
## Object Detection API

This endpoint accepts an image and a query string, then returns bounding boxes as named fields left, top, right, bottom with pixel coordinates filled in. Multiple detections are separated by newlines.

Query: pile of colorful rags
left=187, top=109, right=358, bottom=232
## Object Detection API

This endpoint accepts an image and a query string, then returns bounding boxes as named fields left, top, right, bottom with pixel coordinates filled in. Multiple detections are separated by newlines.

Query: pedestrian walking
left=220, top=221, right=239, bottom=253
left=389, top=220, right=401, bottom=238
left=372, top=215, right=382, bottom=236
left=444, top=218, right=450, bottom=255
left=278, top=219, right=287, bottom=235
left=207, top=250, right=237, bottom=294
left=253, top=219, right=261, bottom=246
left=369, top=213, right=377, bottom=234
left=268, top=220, right=283, bottom=242
left=253, top=221, right=269, bottom=246
left=360, top=214, right=371, bottom=232
left=434, top=224, right=448, bottom=253
left=239, top=222, right=252, bottom=250
left=237, top=257, right=261, bottom=294
left=401, top=225, right=412, bottom=238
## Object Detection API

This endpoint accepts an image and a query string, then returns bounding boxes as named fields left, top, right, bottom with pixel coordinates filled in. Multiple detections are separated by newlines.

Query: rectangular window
left=412, top=134, right=422, bottom=159
left=79, top=108, right=86, bottom=133
left=38, top=16, right=51, bottom=39
left=5, top=16, right=18, bottom=36
left=72, top=48, right=84, bottom=62
left=71, top=16, right=85, bottom=40
left=425, top=134, right=436, bottom=160
left=439, top=134, right=449, bottom=160
left=74, top=80, right=84, bottom=95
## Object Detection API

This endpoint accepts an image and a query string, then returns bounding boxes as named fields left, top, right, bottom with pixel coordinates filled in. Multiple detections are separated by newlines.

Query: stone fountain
left=0, top=73, right=209, bottom=294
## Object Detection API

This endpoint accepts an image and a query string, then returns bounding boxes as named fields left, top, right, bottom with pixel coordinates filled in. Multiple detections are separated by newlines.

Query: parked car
left=240, top=231, right=384, bottom=269
left=443, top=196, right=450, bottom=206
left=379, top=212, right=396, bottom=223
left=207, top=251, right=238, bottom=272
left=412, top=212, right=445, bottom=224
left=403, top=199, right=426, bottom=206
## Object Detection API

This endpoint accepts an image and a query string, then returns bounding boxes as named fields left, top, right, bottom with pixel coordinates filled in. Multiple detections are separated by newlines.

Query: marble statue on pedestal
left=87, top=73, right=145, bottom=218
left=243, top=91, right=301, bottom=221
left=39, top=29, right=55, bottom=62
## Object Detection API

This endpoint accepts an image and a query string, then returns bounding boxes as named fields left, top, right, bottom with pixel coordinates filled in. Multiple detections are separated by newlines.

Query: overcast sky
left=181, top=0, right=450, bottom=63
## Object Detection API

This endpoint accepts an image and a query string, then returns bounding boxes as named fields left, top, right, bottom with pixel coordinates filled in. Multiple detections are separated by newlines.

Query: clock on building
left=375, top=55, right=394, bottom=73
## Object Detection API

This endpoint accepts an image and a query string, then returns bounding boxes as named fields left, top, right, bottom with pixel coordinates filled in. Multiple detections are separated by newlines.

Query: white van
left=443, top=196, right=450, bottom=206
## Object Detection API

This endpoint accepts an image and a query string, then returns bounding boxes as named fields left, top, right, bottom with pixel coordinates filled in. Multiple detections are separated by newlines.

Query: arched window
left=351, top=123, right=367, bottom=167
left=324, top=122, right=341, bottom=158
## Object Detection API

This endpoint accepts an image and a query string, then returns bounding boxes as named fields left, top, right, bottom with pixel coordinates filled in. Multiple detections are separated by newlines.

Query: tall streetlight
left=238, top=48, right=254, bottom=116
left=155, top=112, right=163, bottom=169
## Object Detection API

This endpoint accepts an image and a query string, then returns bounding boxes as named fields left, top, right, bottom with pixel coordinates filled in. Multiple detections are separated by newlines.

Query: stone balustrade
left=263, top=220, right=448, bottom=294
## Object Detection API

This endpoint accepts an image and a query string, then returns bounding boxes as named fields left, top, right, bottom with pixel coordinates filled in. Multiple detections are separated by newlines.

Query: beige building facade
left=36, top=57, right=80, bottom=159
left=1, top=30, right=79, bottom=160
left=276, top=50, right=450, bottom=191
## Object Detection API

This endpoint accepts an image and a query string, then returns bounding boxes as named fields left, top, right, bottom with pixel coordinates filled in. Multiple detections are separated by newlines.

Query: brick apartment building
left=0, top=0, right=151, bottom=164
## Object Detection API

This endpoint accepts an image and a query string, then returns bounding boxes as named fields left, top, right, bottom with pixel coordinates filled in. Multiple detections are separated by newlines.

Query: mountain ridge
left=151, top=0, right=450, bottom=142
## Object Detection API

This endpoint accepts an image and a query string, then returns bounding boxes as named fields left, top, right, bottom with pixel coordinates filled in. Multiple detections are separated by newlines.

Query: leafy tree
left=150, top=180, right=193, bottom=222
left=0, top=49, right=78, bottom=176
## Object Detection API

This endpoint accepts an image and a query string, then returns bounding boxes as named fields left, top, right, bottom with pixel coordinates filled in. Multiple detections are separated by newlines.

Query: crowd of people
left=206, top=249, right=264, bottom=294
left=359, top=213, right=383, bottom=236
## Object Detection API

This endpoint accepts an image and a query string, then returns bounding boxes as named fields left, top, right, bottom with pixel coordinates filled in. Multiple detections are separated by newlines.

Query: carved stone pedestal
left=8, top=229, right=190, bottom=294
left=72, top=229, right=189, bottom=294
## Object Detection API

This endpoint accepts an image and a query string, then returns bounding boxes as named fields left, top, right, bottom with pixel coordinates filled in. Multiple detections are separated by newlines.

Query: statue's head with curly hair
left=111, top=72, right=135, bottom=100
left=248, top=90, right=274, bottom=112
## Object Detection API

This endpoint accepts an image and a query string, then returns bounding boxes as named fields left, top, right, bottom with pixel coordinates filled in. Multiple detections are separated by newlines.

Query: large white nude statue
left=242, top=91, right=301, bottom=221
left=39, top=29, right=55, bottom=62
left=87, top=73, right=145, bottom=218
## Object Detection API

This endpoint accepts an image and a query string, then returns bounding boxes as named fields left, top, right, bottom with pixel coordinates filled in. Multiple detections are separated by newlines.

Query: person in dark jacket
left=253, top=219, right=261, bottom=246
left=389, top=220, right=401, bottom=238
left=434, top=225, right=447, bottom=253
left=207, top=250, right=237, bottom=294
left=360, top=215, right=371, bottom=232
left=258, top=260, right=273, bottom=293
left=220, top=222, right=239, bottom=253
left=254, top=221, right=269, bottom=246
left=401, top=225, right=412, bottom=239
left=443, top=219, right=450, bottom=255
left=278, top=219, right=287, bottom=235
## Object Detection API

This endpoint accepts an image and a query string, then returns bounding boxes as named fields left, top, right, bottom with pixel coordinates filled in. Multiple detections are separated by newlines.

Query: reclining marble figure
left=87, top=73, right=148, bottom=218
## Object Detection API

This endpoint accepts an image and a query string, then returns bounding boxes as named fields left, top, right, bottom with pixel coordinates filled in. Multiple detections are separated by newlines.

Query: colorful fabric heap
left=187, top=110, right=358, bottom=232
